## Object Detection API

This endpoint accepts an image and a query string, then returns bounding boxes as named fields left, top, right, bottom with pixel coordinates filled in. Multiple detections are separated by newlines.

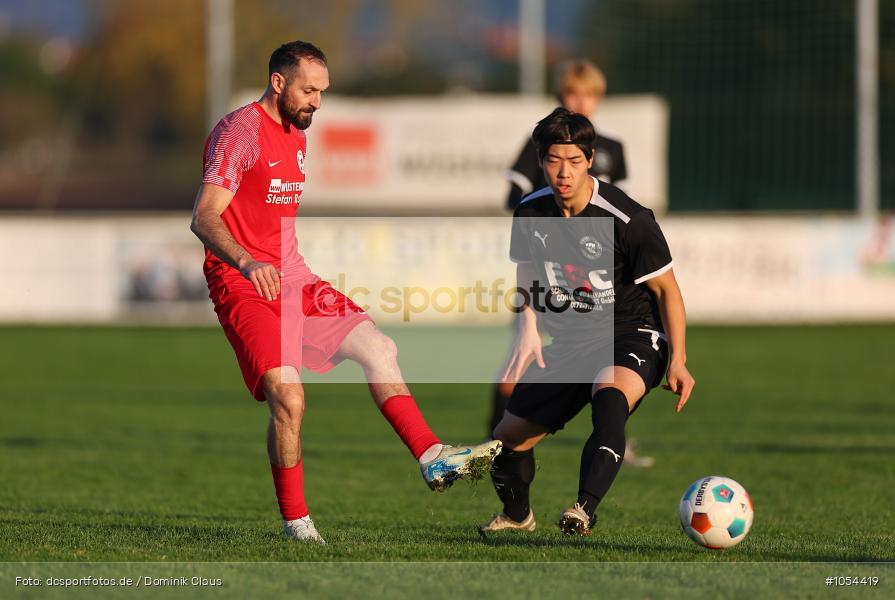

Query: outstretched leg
left=334, top=321, right=441, bottom=459
left=334, top=321, right=501, bottom=490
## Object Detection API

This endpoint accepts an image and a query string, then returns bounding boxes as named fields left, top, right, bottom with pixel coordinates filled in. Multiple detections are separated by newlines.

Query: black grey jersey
left=509, top=177, right=673, bottom=340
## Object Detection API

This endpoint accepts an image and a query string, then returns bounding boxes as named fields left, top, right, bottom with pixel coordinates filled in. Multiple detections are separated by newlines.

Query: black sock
left=577, top=387, right=629, bottom=521
left=491, top=447, right=535, bottom=522
left=487, top=384, right=511, bottom=437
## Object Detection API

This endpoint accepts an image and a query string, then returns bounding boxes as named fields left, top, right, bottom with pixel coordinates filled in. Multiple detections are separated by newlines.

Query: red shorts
left=209, top=276, right=371, bottom=401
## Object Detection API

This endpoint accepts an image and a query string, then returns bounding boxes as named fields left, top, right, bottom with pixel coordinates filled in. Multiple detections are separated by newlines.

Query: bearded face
left=274, top=59, right=328, bottom=130
left=277, top=84, right=315, bottom=130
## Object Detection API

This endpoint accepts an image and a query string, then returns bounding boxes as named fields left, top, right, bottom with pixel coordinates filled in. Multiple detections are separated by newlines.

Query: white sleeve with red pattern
left=202, top=107, right=262, bottom=193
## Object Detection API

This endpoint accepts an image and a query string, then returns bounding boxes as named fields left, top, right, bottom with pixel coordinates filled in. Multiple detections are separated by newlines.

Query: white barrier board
left=231, top=93, right=669, bottom=213
left=0, top=215, right=893, bottom=324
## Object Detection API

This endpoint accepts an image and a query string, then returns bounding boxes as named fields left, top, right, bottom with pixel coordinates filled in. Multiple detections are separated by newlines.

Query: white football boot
left=420, top=440, right=503, bottom=492
left=283, top=516, right=326, bottom=544
left=478, top=510, right=536, bottom=537
left=558, top=503, right=593, bottom=536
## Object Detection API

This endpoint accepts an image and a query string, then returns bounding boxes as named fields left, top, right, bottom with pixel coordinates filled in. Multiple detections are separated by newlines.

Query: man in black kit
left=491, top=60, right=658, bottom=467
left=480, top=108, right=695, bottom=537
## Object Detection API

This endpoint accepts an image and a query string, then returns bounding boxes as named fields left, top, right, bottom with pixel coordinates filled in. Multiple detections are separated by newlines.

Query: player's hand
left=240, top=260, right=282, bottom=301
left=502, top=327, right=545, bottom=384
left=663, top=361, right=695, bottom=412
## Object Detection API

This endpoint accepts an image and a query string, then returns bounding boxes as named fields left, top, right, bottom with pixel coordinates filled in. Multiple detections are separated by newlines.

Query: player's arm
left=190, top=183, right=281, bottom=301
left=644, top=269, right=694, bottom=412
left=502, top=262, right=545, bottom=383
left=505, top=140, right=540, bottom=210
left=506, top=181, right=526, bottom=210
left=612, top=140, right=627, bottom=185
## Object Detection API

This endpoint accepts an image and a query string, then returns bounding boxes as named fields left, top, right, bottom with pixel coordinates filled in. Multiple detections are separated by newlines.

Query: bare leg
left=261, top=366, right=304, bottom=467
left=332, top=321, right=500, bottom=487
left=488, top=381, right=516, bottom=438
left=333, top=321, right=410, bottom=407
left=260, top=366, right=314, bottom=527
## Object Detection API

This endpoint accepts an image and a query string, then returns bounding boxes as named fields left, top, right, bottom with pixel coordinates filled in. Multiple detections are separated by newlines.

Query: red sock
left=379, top=394, right=441, bottom=460
left=270, top=460, right=309, bottom=521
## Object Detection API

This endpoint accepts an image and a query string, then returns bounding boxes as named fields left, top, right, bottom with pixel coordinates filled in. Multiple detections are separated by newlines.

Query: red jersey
left=201, top=102, right=313, bottom=285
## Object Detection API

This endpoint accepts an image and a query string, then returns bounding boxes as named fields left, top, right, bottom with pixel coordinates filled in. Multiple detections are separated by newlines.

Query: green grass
left=0, top=324, right=893, bottom=596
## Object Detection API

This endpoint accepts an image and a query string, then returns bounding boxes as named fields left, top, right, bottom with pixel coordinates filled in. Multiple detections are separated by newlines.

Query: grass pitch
left=0, top=324, right=893, bottom=595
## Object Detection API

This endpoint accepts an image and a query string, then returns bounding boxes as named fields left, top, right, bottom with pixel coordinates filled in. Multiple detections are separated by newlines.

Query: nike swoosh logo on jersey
left=268, top=160, right=282, bottom=167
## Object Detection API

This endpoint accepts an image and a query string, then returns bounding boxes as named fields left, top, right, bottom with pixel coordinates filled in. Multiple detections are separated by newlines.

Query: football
left=679, top=476, right=753, bottom=549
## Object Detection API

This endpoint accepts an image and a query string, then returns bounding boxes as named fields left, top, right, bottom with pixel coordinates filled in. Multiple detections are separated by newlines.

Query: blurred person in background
left=504, top=59, right=627, bottom=210
left=489, top=60, right=653, bottom=468
left=190, top=40, right=501, bottom=545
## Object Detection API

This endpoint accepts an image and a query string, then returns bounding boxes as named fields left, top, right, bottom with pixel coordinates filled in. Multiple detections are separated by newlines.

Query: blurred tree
left=231, top=0, right=342, bottom=91
left=77, top=0, right=205, bottom=146
left=0, top=36, right=62, bottom=143
left=259, top=0, right=435, bottom=94
left=75, top=0, right=430, bottom=145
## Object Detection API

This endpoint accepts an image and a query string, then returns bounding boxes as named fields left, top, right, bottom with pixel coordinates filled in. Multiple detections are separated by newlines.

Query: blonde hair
left=556, top=59, right=607, bottom=98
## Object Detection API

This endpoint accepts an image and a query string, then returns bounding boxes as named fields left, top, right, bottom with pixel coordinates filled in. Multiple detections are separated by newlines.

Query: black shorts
left=507, top=328, right=669, bottom=433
